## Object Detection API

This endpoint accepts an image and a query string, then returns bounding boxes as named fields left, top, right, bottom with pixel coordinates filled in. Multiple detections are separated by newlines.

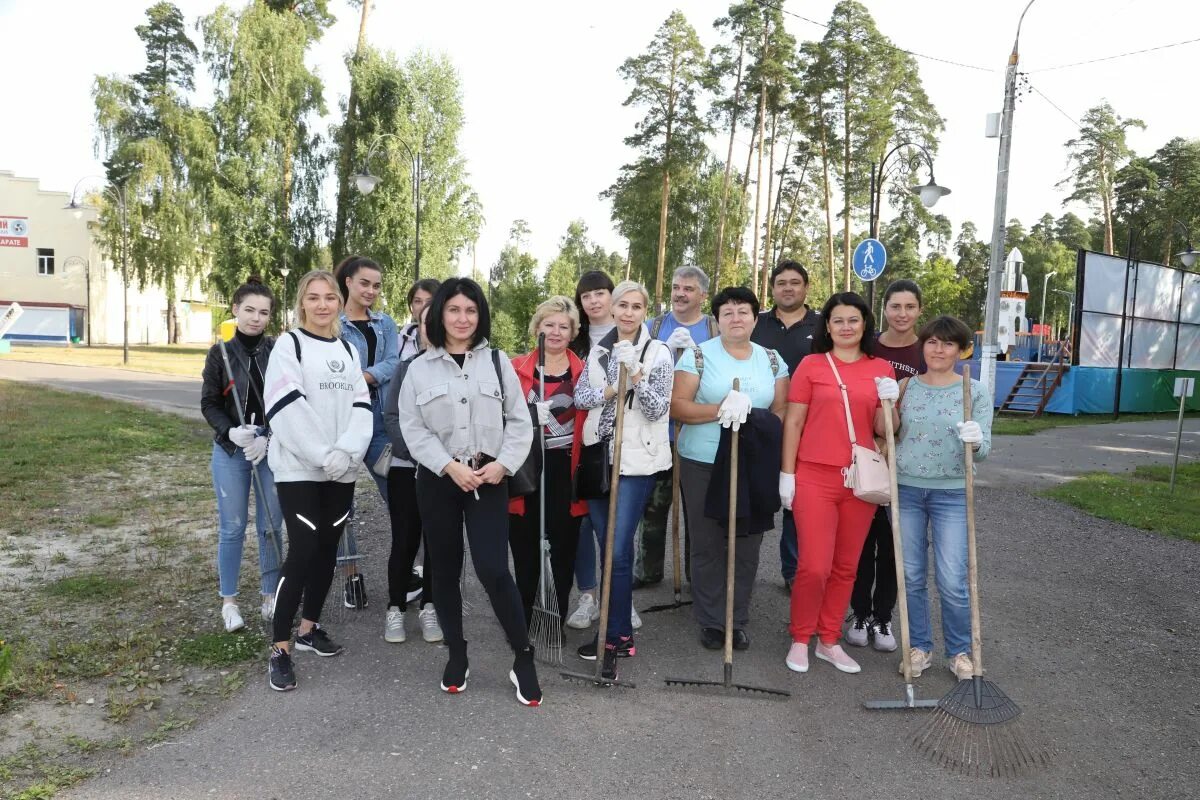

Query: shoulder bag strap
left=824, top=352, right=858, bottom=446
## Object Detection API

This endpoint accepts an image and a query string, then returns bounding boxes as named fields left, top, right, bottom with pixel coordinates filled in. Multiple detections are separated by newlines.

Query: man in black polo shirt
left=751, top=260, right=821, bottom=591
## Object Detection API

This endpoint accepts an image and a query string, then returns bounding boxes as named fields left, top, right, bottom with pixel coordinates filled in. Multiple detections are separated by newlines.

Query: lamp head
left=1179, top=248, right=1198, bottom=269
left=279, top=267, right=291, bottom=278
left=911, top=178, right=951, bottom=209
left=63, top=200, right=84, bottom=220
left=353, top=172, right=380, bottom=195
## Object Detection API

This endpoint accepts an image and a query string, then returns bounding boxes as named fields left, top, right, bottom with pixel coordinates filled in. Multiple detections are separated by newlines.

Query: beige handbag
left=825, top=353, right=891, bottom=505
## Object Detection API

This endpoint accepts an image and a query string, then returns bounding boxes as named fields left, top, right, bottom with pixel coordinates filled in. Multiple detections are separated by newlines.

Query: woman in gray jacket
left=397, top=278, right=541, bottom=706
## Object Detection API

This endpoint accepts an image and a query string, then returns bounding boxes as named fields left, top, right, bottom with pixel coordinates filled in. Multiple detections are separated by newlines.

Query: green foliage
left=1059, top=101, right=1145, bottom=254
left=176, top=631, right=264, bottom=667
left=487, top=230, right=542, bottom=354
left=1113, top=137, right=1200, bottom=265
left=337, top=48, right=478, bottom=298
left=43, top=575, right=136, bottom=602
left=1043, top=463, right=1200, bottom=542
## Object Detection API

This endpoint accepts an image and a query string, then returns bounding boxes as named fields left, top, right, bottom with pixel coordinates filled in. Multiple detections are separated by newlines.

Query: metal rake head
left=938, top=676, right=1022, bottom=725
left=912, top=707, right=1053, bottom=778
left=663, top=675, right=791, bottom=699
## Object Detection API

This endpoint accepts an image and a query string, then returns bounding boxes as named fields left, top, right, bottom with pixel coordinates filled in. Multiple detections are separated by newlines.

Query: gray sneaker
left=870, top=620, right=897, bottom=652
left=845, top=615, right=870, bottom=647
left=566, top=593, right=599, bottom=630
left=384, top=606, right=406, bottom=643
left=418, top=604, right=443, bottom=643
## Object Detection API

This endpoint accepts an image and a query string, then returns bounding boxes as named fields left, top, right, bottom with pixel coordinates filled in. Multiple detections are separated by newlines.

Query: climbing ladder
left=999, top=347, right=1068, bottom=417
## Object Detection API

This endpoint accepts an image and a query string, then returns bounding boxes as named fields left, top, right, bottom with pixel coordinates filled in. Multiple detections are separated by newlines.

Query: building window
left=37, top=248, right=55, bottom=276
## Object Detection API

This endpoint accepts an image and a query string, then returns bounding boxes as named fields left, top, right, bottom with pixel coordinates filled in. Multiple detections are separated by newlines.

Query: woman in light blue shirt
left=894, top=315, right=992, bottom=683
left=671, top=286, right=788, bottom=651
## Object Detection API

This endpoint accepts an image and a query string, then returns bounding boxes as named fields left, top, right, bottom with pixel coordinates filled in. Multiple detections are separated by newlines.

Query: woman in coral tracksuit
left=778, top=292, right=899, bottom=676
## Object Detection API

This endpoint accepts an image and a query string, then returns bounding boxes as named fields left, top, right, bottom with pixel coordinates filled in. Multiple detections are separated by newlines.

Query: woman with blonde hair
left=572, top=280, right=673, bottom=681
left=263, top=270, right=373, bottom=691
left=508, top=296, right=589, bottom=627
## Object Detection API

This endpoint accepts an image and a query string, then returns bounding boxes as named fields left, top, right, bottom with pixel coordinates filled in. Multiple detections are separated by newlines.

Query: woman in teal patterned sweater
left=894, top=315, right=993, bottom=683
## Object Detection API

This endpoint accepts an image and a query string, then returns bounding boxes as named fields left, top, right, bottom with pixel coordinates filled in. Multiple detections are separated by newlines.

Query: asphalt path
left=0, top=359, right=202, bottom=420
left=4, top=360, right=1196, bottom=798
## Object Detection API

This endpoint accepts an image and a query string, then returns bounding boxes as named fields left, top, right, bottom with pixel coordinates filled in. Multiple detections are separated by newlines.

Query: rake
left=911, top=365, right=1051, bottom=777
left=527, top=335, right=563, bottom=664
left=217, top=339, right=285, bottom=592
left=665, top=380, right=789, bottom=699
left=863, top=396, right=938, bottom=712
left=642, top=422, right=693, bottom=614
left=561, top=365, right=635, bottom=689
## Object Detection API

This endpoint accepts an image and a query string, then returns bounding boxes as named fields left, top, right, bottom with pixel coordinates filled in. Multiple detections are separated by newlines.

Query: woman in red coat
left=508, top=296, right=589, bottom=627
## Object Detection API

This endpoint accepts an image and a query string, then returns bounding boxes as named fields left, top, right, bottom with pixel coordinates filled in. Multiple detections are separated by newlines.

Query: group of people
left=200, top=256, right=993, bottom=707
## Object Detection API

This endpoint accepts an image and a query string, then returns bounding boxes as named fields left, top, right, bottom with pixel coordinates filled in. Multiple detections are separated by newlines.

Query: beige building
left=0, top=170, right=215, bottom=345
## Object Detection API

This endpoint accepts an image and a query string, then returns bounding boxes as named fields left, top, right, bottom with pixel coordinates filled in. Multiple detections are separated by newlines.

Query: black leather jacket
left=201, top=335, right=276, bottom=455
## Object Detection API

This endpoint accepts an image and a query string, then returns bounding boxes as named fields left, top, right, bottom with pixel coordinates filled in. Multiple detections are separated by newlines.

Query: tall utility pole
left=981, top=0, right=1038, bottom=399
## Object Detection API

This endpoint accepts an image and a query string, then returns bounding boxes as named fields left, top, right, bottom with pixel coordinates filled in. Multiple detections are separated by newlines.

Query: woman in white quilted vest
left=572, top=280, right=672, bottom=682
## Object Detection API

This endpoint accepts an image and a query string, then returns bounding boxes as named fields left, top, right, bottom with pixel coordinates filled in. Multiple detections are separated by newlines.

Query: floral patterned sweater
left=895, top=376, right=993, bottom=489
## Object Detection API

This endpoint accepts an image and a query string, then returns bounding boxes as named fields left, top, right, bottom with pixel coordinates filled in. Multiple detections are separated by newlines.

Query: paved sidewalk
left=0, top=359, right=201, bottom=420
left=979, top=419, right=1199, bottom=489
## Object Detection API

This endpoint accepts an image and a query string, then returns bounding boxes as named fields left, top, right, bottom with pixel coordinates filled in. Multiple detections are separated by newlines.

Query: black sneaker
left=405, top=569, right=423, bottom=604
left=343, top=574, right=368, bottom=609
left=600, top=648, right=618, bottom=683
left=732, top=629, right=750, bottom=651
left=509, top=646, right=542, bottom=706
left=294, top=625, right=344, bottom=657
left=441, top=641, right=469, bottom=693
left=268, top=647, right=296, bottom=691
left=578, top=636, right=635, bottom=661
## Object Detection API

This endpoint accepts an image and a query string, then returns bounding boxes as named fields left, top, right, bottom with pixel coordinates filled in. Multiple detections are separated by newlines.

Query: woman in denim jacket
left=199, top=278, right=283, bottom=633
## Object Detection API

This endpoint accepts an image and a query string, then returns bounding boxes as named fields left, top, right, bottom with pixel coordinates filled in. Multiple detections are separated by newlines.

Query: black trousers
left=386, top=466, right=433, bottom=609
left=850, top=505, right=897, bottom=623
left=508, top=449, right=581, bottom=627
left=416, top=467, right=528, bottom=652
left=272, top=480, right=356, bottom=643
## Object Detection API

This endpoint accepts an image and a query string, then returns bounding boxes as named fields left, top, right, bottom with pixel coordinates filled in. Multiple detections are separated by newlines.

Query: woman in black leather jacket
left=200, top=278, right=284, bottom=633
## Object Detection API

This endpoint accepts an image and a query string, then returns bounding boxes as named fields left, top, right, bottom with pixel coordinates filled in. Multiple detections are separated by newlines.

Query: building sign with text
left=0, top=216, right=30, bottom=247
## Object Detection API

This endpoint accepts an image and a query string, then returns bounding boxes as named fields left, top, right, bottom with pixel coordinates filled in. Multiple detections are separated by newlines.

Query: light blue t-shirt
left=651, top=313, right=715, bottom=346
left=674, top=338, right=788, bottom=464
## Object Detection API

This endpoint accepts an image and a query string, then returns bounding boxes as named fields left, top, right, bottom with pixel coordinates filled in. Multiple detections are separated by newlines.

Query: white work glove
left=610, top=340, right=639, bottom=372
left=323, top=448, right=353, bottom=481
left=243, top=435, right=268, bottom=466
left=779, top=472, right=796, bottom=510
left=955, top=420, right=983, bottom=444
left=228, top=424, right=257, bottom=448
left=875, top=376, right=900, bottom=402
left=665, top=327, right=695, bottom=352
left=534, top=401, right=552, bottom=426
left=717, top=389, right=753, bottom=430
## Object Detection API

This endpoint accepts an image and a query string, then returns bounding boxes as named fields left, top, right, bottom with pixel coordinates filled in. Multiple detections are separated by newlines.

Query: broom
left=911, top=364, right=1051, bottom=777
left=527, top=335, right=563, bottom=664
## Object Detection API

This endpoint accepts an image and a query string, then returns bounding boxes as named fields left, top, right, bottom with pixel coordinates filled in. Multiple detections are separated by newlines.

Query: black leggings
left=508, top=449, right=580, bottom=627
left=272, top=480, right=356, bottom=643
left=416, top=468, right=528, bottom=652
left=850, top=506, right=897, bottom=623
left=386, top=466, right=433, bottom=609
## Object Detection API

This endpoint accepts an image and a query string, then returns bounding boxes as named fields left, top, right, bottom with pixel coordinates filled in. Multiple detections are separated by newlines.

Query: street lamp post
left=65, top=177, right=130, bottom=364
left=279, top=266, right=291, bottom=328
left=1051, top=288, right=1075, bottom=342
left=351, top=133, right=422, bottom=282
left=1038, top=270, right=1057, bottom=362
left=62, top=256, right=90, bottom=347
left=982, top=0, right=1040, bottom=401
left=1173, top=220, right=1197, bottom=269
left=866, top=142, right=950, bottom=311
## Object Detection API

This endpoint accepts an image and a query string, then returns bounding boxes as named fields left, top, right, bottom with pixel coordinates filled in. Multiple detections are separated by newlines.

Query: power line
left=1026, top=37, right=1200, bottom=72
left=1026, top=81, right=1079, bottom=127
left=756, top=0, right=996, bottom=73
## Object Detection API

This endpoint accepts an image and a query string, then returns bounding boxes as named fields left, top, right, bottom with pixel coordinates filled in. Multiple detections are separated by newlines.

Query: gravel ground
left=63, top=481, right=1200, bottom=800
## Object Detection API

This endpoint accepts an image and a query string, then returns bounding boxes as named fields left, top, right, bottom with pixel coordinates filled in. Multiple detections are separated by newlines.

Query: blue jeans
left=574, top=516, right=598, bottom=592
left=779, top=509, right=797, bottom=582
left=898, top=484, right=972, bottom=659
left=587, top=474, right=656, bottom=644
left=363, top=391, right=391, bottom=501
left=211, top=444, right=284, bottom=598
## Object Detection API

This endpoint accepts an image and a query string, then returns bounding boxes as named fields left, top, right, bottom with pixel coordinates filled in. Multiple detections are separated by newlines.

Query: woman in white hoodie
left=263, top=269, right=373, bottom=692
left=572, top=280, right=672, bottom=682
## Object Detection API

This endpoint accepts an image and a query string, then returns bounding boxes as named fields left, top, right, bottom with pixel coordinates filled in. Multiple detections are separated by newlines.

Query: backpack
left=287, top=330, right=354, bottom=362
left=690, top=344, right=780, bottom=381
left=650, top=314, right=718, bottom=341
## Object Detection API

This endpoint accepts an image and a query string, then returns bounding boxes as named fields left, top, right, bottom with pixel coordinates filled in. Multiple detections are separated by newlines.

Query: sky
left=1, top=0, right=1197, bottom=278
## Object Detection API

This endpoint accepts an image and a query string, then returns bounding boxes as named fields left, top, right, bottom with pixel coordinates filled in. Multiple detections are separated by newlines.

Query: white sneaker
left=260, top=598, right=275, bottom=622
left=418, top=604, right=443, bottom=643
left=384, top=606, right=406, bottom=643
left=948, top=653, right=974, bottom=681
left=870, top=620, right=897, bottom=652
left=631, top=605, right=643, bottom=631
left=902, top=648, right=933, bottom=678
left=222, top=603, right=245, bottom=633
left=566, top=593, right=599, bottom=630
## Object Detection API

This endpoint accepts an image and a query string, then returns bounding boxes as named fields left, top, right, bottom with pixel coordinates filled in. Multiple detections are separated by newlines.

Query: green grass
left=175, top=631, right=265, bottom=668
left=993, top=409, right=1200, bottom=435
left=0, top=381, right=209, bottom=529
left=42, top=574, right=135, bottom=602
left=1043, top=463, right=1200, bottom=541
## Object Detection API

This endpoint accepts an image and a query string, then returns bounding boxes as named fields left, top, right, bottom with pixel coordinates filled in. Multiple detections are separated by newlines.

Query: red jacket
left=507, top=348, right=588, bottom=518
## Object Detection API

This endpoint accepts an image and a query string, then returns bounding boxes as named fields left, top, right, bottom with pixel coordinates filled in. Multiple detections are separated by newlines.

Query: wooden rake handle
left=962, top=365, right=984, bottom=678
left=723, top=379, right=741, bottom=671
left=593, top=364, right=628, bottom=679
left=882, top=397, right=916, bottom=683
